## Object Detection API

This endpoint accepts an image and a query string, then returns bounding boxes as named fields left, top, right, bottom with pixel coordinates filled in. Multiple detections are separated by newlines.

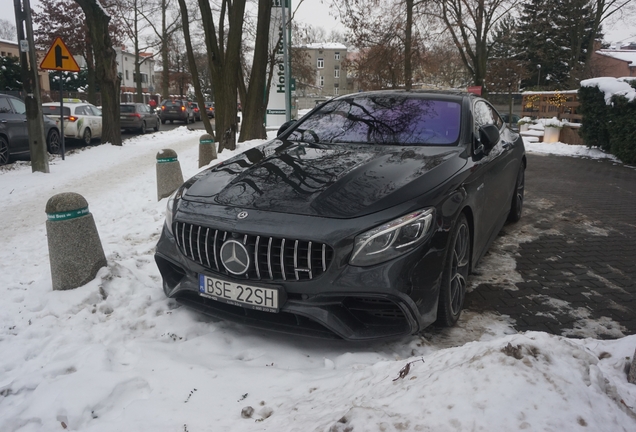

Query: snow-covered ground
left=1, top=129, right=634, bottom=431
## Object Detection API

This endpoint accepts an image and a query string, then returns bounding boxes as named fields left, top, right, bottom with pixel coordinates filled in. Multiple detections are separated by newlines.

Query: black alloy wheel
left=0, top=136, right=9, bottom=165
left=507, top=164, right=525, bottom=222
left=436, top=213, right=470, bottom=327
left=47, top=129, right=61, bottom=154
left=83, top=128, right=92, bottom=145
left=140, top=121, right=147, bottom=134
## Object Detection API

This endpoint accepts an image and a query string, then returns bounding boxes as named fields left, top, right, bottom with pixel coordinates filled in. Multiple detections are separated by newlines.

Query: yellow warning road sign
left=40, top=37, right=80, bottom=72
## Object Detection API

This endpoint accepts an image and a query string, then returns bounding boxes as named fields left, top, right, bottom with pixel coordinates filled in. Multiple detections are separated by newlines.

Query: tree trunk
left=134, top=4, right=143, bottom=103
left=75, top=0, right=121, bottom=146
left=85, top=39, right=97, bottom=105
left=198, top=0, right=246, bottom=152
left=404, top=0, right=413, bottom=91
left=177, top=0, right=215, bottom=140
left=239, top=0, right=271, bottom=142
left=161, top=0, right=170, bottom=100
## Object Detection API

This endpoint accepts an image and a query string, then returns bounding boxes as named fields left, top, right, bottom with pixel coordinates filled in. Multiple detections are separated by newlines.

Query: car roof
left=43, top=101, right=94, bottom=107
left=333, top=89, right=472, bottom=103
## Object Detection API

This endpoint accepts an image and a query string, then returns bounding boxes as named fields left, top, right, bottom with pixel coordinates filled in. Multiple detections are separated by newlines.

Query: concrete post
left=199, top=134, right=216, bottom=168
left=46, top=193, right=107, bottom=291
left=156, top=149, right=184, bottom=200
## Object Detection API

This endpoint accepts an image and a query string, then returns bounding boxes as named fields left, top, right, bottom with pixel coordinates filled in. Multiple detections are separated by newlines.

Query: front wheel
left=0, top=136, right=9, bottom=165
left=47, top=129, right=61, bottom=154
left=436, top=213, right=470, bottom=327
left=507, top=164, right=525, bottom=222
left=82, top=128, right=92, bottom=146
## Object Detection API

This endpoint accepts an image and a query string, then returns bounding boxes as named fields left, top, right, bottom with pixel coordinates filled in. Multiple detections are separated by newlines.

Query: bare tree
left=0, top=19, right=17, bottom=40
left=74, top=0, right=122, bottom=145
left=435, top=0, right=518, bottom=90
left=198, top=0, right=246, bottom=152
left=177, top=0, right=215, bottom=139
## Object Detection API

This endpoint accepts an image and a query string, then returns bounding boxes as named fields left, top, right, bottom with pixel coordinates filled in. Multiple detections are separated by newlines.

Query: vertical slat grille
left=173, top=222, right=333, bottom=282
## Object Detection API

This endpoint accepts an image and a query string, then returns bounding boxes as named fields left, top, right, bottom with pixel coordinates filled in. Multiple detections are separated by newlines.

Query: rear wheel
left=47, top=129, right=61, bottom=154
left=82, top=128, right=92, bottom=146
left=154, top=118, right=160, bottom=132
left=436, top=213, right=470, bottom=327
left=507, top=164, right=525, bottom=222
left=0, top=136, right=9, bottom=165
left=161, top=119, right=166, bottom=124
left=140, top=121, right=147, bottom=134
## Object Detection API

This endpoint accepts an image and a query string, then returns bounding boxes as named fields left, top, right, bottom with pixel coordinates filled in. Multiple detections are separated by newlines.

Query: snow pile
left=523, top=139, right=619, bottom=160
left=580, top=77, right=636, bottom=104
left=0, top=128, right=635, bottom=431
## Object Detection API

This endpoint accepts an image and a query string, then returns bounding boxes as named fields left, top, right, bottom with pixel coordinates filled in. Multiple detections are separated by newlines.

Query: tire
left=140, top=121, right=147, bottom=134
left=0, top=136, right=9, bottom=165
left=436, top=213, right=470, bottom=327
left=82, top=128, right=92, bottom=146
left=507, top=163, right=525, bottom=223
left=161, top=119, right=166, bottom=124
left=170, top=120, right=174, bottom=124
left=154, top=119, right=160, bottom=132
left=47, top=129, right=61, bottom=154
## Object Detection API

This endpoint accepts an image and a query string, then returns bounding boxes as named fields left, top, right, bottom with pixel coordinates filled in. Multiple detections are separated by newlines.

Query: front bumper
left=154, top=206, right=448, bottom=341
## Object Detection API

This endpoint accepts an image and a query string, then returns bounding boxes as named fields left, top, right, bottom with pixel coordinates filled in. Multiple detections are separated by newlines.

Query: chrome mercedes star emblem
left=219, top=240, right=250, bottom=275
left=237, top=211, right=249, bottom=219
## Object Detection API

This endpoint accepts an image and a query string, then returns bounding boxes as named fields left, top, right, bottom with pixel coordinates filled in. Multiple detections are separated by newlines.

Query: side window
left=90, top=106, right=102, bottom=116
left=490, top=107, right=504, bottom=129
left=10, top=98, right=26, bottom=115
left=76, top=106, right=88, bottom=115
left=0, top=97, right=13, bottom=113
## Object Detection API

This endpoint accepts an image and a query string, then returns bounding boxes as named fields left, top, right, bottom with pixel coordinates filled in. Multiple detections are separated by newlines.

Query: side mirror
left=277, top=119, right=297, bottom=137
left=478, top=124, right=500, bottom=153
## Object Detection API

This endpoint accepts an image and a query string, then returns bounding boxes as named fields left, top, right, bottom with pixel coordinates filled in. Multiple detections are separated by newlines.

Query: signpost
left=266, top=0, right=291, bottom=129
left=40, top=37, right=81, bottom=160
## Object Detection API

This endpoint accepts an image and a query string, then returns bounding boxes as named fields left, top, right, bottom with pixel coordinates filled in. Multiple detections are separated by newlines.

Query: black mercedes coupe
left=154, top=90, right=526, bottom=341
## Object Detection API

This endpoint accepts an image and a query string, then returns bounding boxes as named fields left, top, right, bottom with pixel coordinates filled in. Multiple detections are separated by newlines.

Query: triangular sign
left=40, top=37, right=80, bottom=72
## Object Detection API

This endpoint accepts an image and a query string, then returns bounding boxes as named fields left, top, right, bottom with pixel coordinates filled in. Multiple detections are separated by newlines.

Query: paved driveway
left=466, top=153, right=636, bottom=339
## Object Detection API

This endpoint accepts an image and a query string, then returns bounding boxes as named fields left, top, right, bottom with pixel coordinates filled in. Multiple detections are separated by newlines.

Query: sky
left=1, top=122, right=635, bottom=431
left=2, top=0, right=634, bottom=46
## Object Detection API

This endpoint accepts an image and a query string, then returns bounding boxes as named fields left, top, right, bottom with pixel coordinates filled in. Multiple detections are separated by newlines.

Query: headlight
left=350, top=208, right=435, bottom=266
left=164, top=184, right=189, bottom=234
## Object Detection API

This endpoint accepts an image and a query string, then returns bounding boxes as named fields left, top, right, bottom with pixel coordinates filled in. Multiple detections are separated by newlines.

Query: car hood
left=183, top=140, right=467, bottom=218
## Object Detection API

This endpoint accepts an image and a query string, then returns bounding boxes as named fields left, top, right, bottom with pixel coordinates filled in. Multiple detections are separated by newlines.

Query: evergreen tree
left=0, top=55, right=23, bottom=91
left=516, top=0, right=599, bottom=89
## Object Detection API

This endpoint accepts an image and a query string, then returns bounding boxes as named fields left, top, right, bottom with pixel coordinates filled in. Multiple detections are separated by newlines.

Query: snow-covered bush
left=517, top=117, right=534, bottom=125
left=578, top=78, right=636, bottom=163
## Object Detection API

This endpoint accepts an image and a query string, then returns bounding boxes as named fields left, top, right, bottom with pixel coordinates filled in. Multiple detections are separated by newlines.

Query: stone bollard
left=199, top=133, right=217, bottom=168
left=156, top=149, right=184, bottom=200
left=46, top=193, right=107, bottom=291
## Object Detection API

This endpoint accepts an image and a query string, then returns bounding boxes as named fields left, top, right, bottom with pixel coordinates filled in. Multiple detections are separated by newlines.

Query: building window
left=317, top=58, right=324, bottom=69
left=334, top=66, right=340, bottom=79
left=335, top=52, right=340, bottom=61
left=334, top=86, right=339, bottom=95
left=125, top=70, right=129, bottom=80
left=319, top=76, right=324, bottom=87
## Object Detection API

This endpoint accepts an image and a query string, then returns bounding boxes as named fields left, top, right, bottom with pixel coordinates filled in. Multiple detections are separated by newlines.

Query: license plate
left=199, top=274, right=280, bottom=312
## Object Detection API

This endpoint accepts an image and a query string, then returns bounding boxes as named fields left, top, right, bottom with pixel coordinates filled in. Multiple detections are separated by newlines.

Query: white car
left=42, top=99, right=103, bottom=145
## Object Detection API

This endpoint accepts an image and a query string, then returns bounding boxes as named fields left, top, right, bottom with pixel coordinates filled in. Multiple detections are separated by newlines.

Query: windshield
left=287, top=96, right=462, bottom=146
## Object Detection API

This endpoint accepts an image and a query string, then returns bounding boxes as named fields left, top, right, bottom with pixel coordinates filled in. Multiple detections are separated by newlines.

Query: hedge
left=578, top=81, right=636, bottom=164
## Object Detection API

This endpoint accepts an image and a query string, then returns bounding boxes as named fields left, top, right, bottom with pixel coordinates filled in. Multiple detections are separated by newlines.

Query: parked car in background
left=501, top=113, right=520, bottom=131
left=42, top=99, right=102, bottom=145
left=204, top=102, right=215, bottom=118
left=154, top=90, right=526, bottom=341
left=120, top=102, right=160, bottom=134
left=0, top=93, right=60, bottom=165
left=159, top=99, right=194, bottom=124
left=190, top=102, right=202, bottom=122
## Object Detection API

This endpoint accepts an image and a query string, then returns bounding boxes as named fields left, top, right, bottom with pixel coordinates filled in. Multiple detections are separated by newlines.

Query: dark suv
left=120, top=102, right=160, bottom=133
left=159, top=100, right=194, bottom=124
left=0, top=94, right=61, bottom=165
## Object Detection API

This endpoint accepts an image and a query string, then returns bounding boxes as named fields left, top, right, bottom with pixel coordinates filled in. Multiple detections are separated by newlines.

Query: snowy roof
left=303, top=42, right=347, bottom=50
left=0, top=38, right=18, bottom=45
left=580, top=77, right=636, bottom=104
left=595, top=50, right=636, bottom=67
